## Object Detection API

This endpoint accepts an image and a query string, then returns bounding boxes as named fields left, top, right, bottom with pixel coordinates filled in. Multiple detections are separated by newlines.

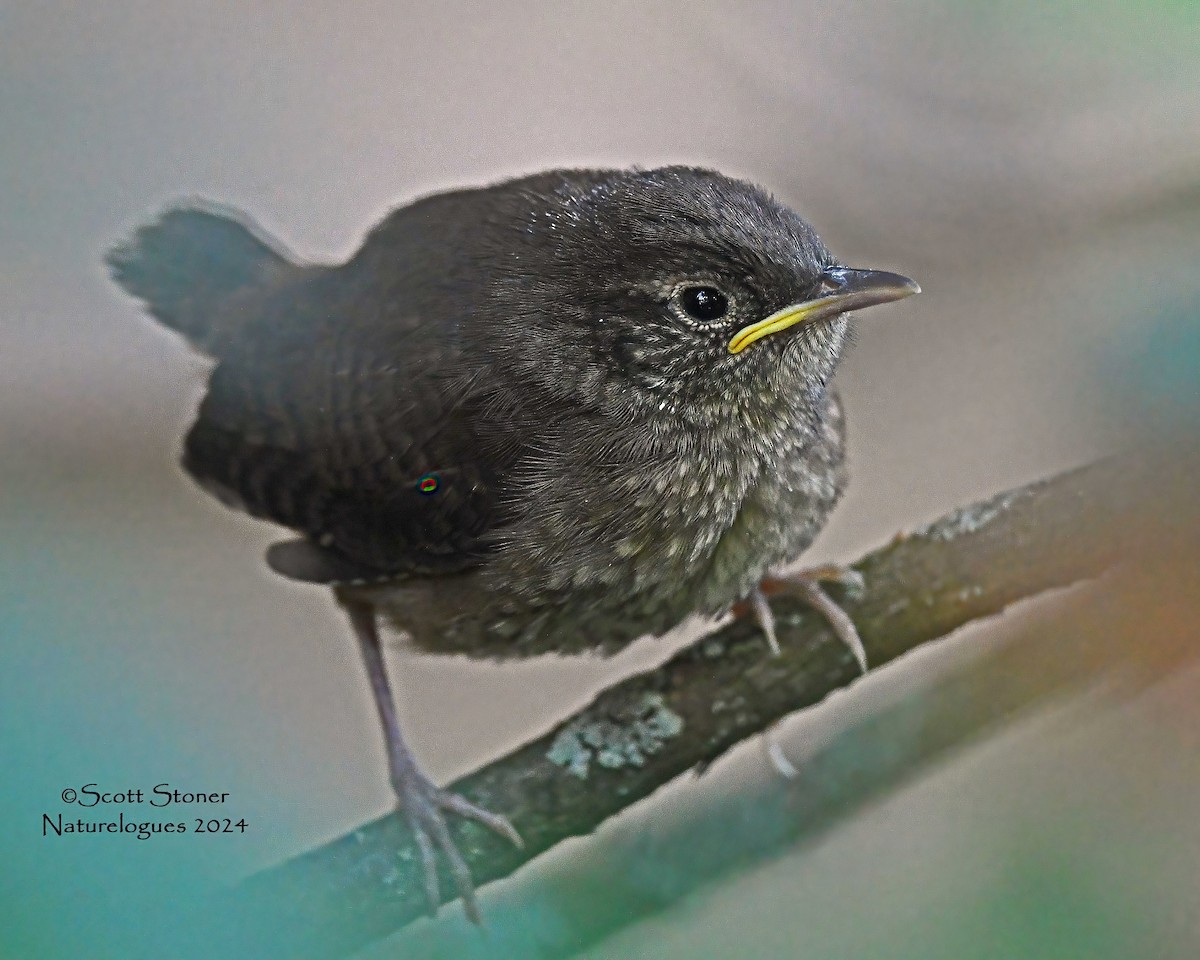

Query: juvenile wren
left=108, top=166, right=919, bottom=919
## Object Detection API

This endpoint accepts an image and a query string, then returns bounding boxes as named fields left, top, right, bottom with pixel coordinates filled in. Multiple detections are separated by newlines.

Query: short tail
left=107, top=204, right=292, bottom=356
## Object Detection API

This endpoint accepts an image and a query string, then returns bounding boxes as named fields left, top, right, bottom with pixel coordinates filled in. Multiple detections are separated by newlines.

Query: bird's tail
left=107, top=204, right=293, bottom=356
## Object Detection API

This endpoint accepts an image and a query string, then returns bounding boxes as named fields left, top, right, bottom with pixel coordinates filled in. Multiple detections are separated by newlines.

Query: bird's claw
left=764, top=736, right=800, bottom=779
left=747, top=566, right=869, bottom=673
left=394, top=772, right=522, bottom=924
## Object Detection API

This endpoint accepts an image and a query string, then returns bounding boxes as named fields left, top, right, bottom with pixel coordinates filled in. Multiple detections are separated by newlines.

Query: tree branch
left=224, top=454, right=1187, bottom=958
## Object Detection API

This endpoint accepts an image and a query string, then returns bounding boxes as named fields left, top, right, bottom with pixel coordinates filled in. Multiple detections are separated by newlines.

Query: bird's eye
left=677, top=285, right=729, bottom=323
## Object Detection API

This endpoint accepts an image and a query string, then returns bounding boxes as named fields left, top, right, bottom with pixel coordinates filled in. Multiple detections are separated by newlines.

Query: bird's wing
left=182, top=271, right=515, bottom=582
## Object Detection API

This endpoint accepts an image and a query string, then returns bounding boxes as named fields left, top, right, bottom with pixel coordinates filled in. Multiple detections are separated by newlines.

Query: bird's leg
left=736, top=565, right=869, bottom=673
left=341, top=599, right=521, bottom=923
left=733, top=566, right=868, bottom=779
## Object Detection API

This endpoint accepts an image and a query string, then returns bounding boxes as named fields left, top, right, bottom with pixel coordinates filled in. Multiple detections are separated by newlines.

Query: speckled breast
left=369, top=392, right=848, bottom=659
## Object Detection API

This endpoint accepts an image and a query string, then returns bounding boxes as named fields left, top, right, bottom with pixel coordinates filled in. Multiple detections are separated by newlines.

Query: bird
left=107, top=166, right=919, bottom=920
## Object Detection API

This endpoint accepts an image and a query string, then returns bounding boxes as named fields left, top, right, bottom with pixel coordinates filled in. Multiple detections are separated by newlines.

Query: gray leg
left=342, top=599, right=521, bottom=923
left=744, top=566, right=868, bottom=780
left=747, top=566, right=869, bottom=673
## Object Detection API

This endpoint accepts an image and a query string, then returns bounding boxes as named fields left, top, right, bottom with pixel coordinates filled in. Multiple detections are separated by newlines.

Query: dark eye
left=678, top=285, right=729, bottom=323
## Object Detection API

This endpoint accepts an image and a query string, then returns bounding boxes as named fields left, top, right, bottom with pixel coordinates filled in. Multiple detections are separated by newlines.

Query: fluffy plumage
left=111, top=166, right=917, bottom=919
left=110, top=167, right=856, bottom=657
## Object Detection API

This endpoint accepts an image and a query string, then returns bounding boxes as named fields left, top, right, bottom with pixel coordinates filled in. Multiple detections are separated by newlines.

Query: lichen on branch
left=226, top=452, right=1191, bottom=960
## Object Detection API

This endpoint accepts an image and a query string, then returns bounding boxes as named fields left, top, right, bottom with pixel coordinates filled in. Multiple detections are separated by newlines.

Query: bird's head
left=478, top=166, right=919, bottom=431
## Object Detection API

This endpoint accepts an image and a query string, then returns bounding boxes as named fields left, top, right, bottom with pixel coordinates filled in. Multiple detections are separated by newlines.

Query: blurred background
left=2, top=1, right=1197, bottom=957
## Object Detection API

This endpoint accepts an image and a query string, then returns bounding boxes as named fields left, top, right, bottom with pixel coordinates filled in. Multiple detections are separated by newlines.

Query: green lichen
left=702, top=638, right=727, bottom=658
left=546, top=692, right=684, bottom=780
left=920, top=488, right=1024, bottom=542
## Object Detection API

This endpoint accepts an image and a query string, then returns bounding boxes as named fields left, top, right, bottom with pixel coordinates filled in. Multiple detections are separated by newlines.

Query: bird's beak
left=728, top=267, right=921, bottom=354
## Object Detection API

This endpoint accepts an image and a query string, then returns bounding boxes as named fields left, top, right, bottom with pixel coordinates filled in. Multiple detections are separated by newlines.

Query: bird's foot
left=763, top=736, right=801, bottom=779
left=739, top=565, right=868, bottom=673
left=391, top=765, right=522, bottom=924
left=738, top=566, right=866, bottom=780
